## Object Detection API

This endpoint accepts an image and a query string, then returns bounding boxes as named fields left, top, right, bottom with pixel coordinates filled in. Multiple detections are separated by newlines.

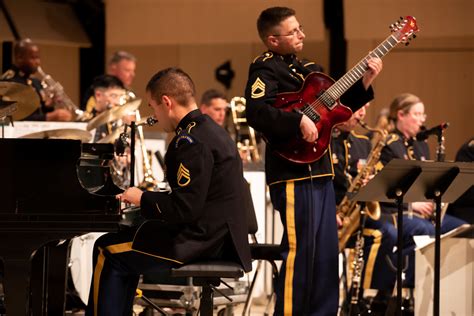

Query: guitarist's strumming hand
left=362, top=57, right=383, bottom=90
left=300, top=114, right=319, bottom=143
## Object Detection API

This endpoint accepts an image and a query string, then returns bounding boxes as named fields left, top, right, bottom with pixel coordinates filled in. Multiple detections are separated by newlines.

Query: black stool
left=171, top=261, right=244, bottom=316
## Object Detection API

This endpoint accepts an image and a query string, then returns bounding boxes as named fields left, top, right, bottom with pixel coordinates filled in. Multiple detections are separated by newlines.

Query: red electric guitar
left=271, top=16, right=419, bottom=164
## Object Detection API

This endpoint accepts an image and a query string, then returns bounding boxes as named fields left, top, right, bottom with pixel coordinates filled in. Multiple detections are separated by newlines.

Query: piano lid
left=0, top=138, right=121, bottom=214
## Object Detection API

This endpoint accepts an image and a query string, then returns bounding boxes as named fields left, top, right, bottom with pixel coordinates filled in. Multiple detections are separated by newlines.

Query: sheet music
left=3, top=121, right=88, bottom=138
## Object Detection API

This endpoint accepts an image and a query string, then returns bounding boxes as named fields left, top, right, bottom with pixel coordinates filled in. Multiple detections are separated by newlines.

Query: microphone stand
left=130, top=121, right=136, bottom=186
left=433, top=129, right=446, bottom=316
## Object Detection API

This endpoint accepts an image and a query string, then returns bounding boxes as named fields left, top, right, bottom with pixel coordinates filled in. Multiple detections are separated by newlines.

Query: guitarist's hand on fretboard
left=300, top=114, right=319, bottom=143
left=362, top=57, right=383, bottom=90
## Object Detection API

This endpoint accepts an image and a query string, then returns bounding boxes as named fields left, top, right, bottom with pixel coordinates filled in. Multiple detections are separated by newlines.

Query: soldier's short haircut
left=13, top=38, right=37, bottom=58
left=108, top=51, right=136, bottom=66
left=200, top=89, right=226, bottom=107
left=92, top=74, right=125, bottom=91
left=257, top=7, right=296, bottom=40
left=146, top=68, right=196, bottom=107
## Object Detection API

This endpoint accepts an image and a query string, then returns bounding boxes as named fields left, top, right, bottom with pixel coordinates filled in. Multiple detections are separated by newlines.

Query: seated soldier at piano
left=85, top=68, right=251, bottom=315
left=0, top=38, right=72, bottom=121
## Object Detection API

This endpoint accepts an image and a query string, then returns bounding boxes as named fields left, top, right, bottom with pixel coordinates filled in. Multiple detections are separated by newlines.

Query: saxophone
left=36, top=66, right=91, bottom=121
left=337, top=120, right=387, bottom=251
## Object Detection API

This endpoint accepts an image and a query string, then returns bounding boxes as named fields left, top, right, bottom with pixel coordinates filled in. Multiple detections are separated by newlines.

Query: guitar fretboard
left=323, top=35, right=400, bottom=106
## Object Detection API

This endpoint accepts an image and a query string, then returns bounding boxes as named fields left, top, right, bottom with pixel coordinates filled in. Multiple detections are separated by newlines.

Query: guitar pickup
left=298, top=104, right=320, bottom=123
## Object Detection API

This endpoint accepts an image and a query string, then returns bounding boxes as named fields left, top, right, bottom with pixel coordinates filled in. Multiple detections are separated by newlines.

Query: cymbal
left=0, top=81, right=40, bottom=121
left=97, top=128, right=122, bottom=144
left=20, top=128, right=92, bottom=143
left=86, top=99, right=142, bottom=131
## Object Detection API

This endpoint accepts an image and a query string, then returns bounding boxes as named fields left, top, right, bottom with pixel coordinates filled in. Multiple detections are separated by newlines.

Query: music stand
left=352, top=159, right=474, bottom=316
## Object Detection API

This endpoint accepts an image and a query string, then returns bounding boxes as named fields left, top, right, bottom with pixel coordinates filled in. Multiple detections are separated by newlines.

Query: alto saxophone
left=36, top=66, right=91, bottom=121
left=337, top=120, right=387, bottom=251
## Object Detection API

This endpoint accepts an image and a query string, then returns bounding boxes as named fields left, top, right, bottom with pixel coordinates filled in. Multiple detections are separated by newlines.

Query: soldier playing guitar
left=244, top=7, right=383, bottom=316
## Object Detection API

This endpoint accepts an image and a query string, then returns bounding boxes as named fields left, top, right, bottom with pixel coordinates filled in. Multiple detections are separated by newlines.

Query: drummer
left=0, top=38, right=72, bottom=121
left=88, top=74, right=126, bottom=141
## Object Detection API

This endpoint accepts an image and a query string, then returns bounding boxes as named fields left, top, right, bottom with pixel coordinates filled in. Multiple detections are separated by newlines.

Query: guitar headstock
left=390, top=16, right=419, bottom=45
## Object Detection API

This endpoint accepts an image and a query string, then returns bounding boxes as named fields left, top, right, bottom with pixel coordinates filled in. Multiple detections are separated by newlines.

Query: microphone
left=114, top=125, right=129, bottom=156
left=146, top=116, right=158, bottom=126
left=137, top=116, right=158, bottom=127
left=416, top=122, right=449, bottom=141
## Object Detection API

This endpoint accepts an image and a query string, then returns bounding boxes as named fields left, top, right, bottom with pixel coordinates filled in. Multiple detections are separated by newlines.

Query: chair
left=242, top=216, right=282, bottom=315
left=137, top=182, right=261, bottom=316
left=168, top=182, right=260, bottom=316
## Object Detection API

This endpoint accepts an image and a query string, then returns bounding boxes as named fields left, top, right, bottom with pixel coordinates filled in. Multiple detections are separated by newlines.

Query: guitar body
left=272, top=72, right=353, bottom=164
left=267, top=16, right=419, bottom=164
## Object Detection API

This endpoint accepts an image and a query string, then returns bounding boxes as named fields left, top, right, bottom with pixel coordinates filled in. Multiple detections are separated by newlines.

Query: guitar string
left=300, top=34, right=400, bottom=120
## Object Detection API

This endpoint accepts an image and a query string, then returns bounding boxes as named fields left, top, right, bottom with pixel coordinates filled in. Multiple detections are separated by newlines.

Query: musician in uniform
left=332, top=104, right=397, bottom=313
left=199, top=88, right=228, bottom=127
left=82, top=51, right=137, bottom=112
left=86, top=68, right=251, bottom=315
left=244, top=7, right=382, bottom=315
left=0, top=38, right=71, bottom=121
left=447, top=137, right=474, bottom=223
left=379, top=93, right=466, bottom=291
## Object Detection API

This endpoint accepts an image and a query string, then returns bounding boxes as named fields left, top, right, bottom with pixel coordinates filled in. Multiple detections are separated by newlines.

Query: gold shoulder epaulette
left=350, top=130, right=369, bottom=140
left=386, top=133, right=399, bottom=145
left=252, top=52, right=274, bottom=63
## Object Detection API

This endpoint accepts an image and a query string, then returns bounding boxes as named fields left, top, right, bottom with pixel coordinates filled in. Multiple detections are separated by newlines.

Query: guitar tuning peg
left=413, top=34, right=417, bottom=39
left=400, top=16, right=403, bottom=20
left=405, top=42, right=410, bottom=46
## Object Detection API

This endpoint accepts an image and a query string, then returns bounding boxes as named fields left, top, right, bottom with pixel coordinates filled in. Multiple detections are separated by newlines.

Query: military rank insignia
left=251, top=77, right=265, bottom=99
left=177, top=163, right=191, bottom=187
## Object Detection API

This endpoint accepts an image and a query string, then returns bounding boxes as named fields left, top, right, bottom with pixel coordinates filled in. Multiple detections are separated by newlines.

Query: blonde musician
left=379, top=93, right=466, bottom=303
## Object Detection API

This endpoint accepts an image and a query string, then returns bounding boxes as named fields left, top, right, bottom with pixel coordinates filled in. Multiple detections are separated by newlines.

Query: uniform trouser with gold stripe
left=360, top=217, right=397, bottom=291
left=270, top=178, right=338, bottom=316
left=85, top=228, right=176, bottom=316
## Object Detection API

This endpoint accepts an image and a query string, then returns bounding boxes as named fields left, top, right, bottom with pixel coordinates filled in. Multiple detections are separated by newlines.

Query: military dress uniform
left=245, top=51, right=374, bottom=315
left=331, top=130, right=397, bottom=292
left=86, top=110, right=252, bottom=315
left=379, top=129, right=466, bottom=288
left=447, top=137, right=474, bottom=223
left=0, top=65, right=50, bottom=121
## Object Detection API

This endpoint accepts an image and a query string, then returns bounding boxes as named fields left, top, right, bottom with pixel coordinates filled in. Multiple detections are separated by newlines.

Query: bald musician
left=0, top=38, right=71, bottom=121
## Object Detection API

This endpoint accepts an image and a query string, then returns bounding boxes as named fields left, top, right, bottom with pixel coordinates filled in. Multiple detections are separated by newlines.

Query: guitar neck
left=326, top=35, right=400, bottom=101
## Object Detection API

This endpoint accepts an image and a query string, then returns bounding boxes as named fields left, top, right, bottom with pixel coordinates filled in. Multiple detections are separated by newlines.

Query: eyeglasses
left=409, top=111, right=427, bottom=119
left=272, top=25, right=304, bottom=37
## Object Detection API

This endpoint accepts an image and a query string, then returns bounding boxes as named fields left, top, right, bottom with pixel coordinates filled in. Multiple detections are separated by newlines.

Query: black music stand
left=352, top=159, right=474, bottom=316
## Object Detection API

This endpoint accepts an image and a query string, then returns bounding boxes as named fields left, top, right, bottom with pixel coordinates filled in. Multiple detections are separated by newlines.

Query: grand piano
left=0, top=138, right=122, bottom=315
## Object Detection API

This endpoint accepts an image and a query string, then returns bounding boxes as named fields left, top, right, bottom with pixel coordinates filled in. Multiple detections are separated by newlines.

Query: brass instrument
left=135, top=111, right=159, bottom=191
left=230, top=97, right=260, bottom=163
left=337, top=120, right=386, bottom=251
left=36, top=66, right=91, bottom=121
